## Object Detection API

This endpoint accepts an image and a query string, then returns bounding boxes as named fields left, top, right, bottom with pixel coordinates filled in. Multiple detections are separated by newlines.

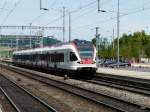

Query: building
left=0, top=35, right=61, bottom=59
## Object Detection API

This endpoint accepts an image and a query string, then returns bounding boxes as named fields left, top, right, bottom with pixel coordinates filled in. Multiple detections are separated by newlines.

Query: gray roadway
left=111, top=66, right=150, bottom=72
left=97, top=67, right=150, bottom=80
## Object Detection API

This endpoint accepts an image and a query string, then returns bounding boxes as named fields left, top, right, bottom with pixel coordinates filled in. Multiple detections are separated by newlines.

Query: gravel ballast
left=1, top=68, right=118, bottom=112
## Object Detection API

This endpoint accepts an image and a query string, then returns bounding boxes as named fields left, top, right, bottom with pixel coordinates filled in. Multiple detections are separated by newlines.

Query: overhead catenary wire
left=29, top=12, right=45, bottom=24
left=45, top=15, right=63, bottom=26
left=28, top=0, right=150, bottom=38
left=72, top=0, right=114, bottom=23
left=45, top=5, right=97, bottom=26
left=50, top=0, right=58, bottom=8
left=70, top=0, right=97, bottom=13
left=72, top=0, right=150, bottom=26
left=1, top=0, right=23, bottom=25
left=72, top=6, right=96, bottom=22
left=60, top=0, right=113, bottom=29
left=0, top=1, right=7, bottom=16
left=71, top=5, right=150, bottom=38
left=73, top=5, right=150, bottom=31
left=44, top=0, right=113, bottom=27
left=29, top=0, right=63, bottom=25
left=1, top=0, right=149, bottom=39
left=44, top=0, right=150, bottom=39
left=44, top=0, right=97, bottom=26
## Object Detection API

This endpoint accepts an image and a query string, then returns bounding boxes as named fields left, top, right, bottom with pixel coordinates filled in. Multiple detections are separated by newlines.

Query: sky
left=0, top=0, right=150, bottom=42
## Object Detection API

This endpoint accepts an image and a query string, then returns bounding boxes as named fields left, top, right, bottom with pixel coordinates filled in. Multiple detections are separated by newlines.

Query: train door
left=65, top=51, right=69, bottom=63
left=63, top=51, right=70, bottom=69
left=46, top=52, right=49, bottom=68
left=54, top=52, right=57, bottom=69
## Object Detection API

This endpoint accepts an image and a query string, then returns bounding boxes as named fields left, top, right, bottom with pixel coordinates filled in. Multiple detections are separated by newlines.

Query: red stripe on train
left=81, top=59, right=93, bottom=64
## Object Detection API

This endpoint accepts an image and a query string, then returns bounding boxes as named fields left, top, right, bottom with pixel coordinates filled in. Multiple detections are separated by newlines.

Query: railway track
left=0, top=88, right=17, bottom=112
left=0, top=73, right=57, bottom=112
left=2, top=64, right=150, bottom=112
left=88, top=73, right=150, bottom=96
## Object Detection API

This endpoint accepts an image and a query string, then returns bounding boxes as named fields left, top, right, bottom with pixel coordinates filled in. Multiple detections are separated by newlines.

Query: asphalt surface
left=116, top=67, right=150, bottom=72
left=98, top=66, right=150, bottom=72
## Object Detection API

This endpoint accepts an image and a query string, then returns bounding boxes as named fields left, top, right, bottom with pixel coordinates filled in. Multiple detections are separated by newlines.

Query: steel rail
left=87, top=79, right=150, bottom=96
left=0, top=87, right=20, bottom=112
left=4, top=65, right=150, bottom=112
left=0, top=73, right=57, bottom=112
left=92, top=73, right=150, bottom=95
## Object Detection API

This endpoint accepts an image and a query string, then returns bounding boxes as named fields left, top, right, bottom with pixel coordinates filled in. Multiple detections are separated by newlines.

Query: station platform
left=97, top=67, right=150, bottom=80
left=131, top=63, right=150, bottom=68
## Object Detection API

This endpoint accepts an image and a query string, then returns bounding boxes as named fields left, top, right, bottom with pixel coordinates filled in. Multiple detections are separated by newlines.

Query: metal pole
left=0, top=29, right=1, bottom=69
left=41, top=36, right=43, bottom=48
left=16, top=36, right=18, bottom=51
left=98, top=0, right=100, bottom=12
left=30, top=23, right=32, bottom=49
left=117, top=0, right=120, bottom=68
left=0, top=29, right=1, bottom=59
left=11, top=38, right=13, bottom=48
left=112, top=28, right=115, bottom=61
left=41, top=28, right=44, bottom=48
left=69, top=12, right=71, bottom=42
left=63, top=7, right=65, bottom=43
left=96, top=27, right=99, bottom=65
left=40, top=0, right=42, bottom=10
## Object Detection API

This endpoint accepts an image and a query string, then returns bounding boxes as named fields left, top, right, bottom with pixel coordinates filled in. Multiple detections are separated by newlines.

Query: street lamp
left=98, top=0, right=107, bottom=13
left=40, top=0, right=48, bottom=11
left=98, top=10, right=106, bottom=13
left=95, top=27, right=100, bottom=66
left=39, top=0, right=48, bottom=48
left=96, top=0, right=106, bottom=65
left=29, top=23, right=32, bottom=49
left=62, top=7, right=72, bottom=43
left=117, top=0, right=120, bottom=68
left=69, top=11, right=71, bottom=42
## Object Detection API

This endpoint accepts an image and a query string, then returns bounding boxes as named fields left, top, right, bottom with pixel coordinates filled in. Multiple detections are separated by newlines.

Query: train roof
left=13, top=39, right=93, bottom=55
left=13, top=44, right=73, bottom=55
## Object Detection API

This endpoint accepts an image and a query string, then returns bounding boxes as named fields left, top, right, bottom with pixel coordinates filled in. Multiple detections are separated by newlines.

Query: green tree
left=145, top=43, right=150, bottom=59
left=92, top=38, right=96, bottom=46
left=92, top=30, right=150, bottom=61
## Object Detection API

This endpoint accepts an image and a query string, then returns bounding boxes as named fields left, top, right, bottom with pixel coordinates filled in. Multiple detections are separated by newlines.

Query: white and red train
left=12, top=39, right=97, bottom=76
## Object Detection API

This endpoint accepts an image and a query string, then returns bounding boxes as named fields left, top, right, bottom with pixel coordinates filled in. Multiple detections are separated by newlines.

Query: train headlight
left=92, top=61, right=96, bottom=64
left=77, top=61, right=83, bottom=64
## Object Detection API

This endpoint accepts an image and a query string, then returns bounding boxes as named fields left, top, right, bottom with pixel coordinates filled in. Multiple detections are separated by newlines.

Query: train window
left=44, top=54, right=47, bottom=61
left=49, top=53, right=64, bottom=62
left=45, top=53, right=49, bottom=62
left=79, top=51, right=93, bottom=58
left=70, top=52, right=78, bottom=61
left=43, top=53, right=47, bottom=61
left=49, top=54, right=51, bottom=62
left=35, top=54, right=39, bottom=61
left=32, top=54, right=36, bottom=61
left=40, top=54, right=43, bottom=61
left=51, top=54, right=55, bottom=63
left=58, top=53, right=64, bottom=62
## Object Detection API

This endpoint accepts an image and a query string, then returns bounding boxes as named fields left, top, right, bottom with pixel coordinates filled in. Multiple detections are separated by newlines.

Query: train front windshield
left=74, top=40, right=94, bottom=59
left=79, top=49, right=93, bottom=59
